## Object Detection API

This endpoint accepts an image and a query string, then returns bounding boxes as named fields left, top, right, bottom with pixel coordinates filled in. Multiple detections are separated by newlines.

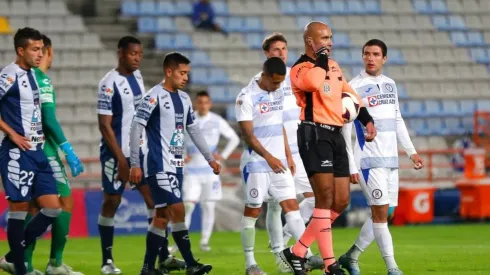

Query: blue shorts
left=146, top=172, right=183, bottom=208
left=100, top=156, right=147, bottom=195
left=0, top=140, right=58, bottom=202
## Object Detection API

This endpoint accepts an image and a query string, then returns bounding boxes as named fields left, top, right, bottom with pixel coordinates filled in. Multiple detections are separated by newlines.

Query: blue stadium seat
left=244, top=17, right=263, bottom=32
left=208, top=85, right=227, bottom=102
left=209, top=68, right=229, bottom=84
left=121, top=1, right=139, bottom=16
left=333, top=32, right=350, bottom=47
left=424, top=100, right=442, bottom=116
left=469, top=48, right=489, bottom=63
left=467, top=32, right=484, bottom=46
left=477, top=99, right=490, bottom=111
left=331, top=0, right=346, bottom=14
left=408, top=119, right=429, bottom=135
left=444, top=118, right=464, bottom=135
left=175, top=1, right=193, bottom=15
left=157, top=17, right=176, bottom=32
left=406, top=101, right=424, bottom=118
left=387, top=49, right=404, bottom=65
left=311, top=0, right=330, bottom=14
left=296, top=0, right=314, bottom=15
left=287, top=51, right=298, bottom=66
left=174, top=34, right=193, bottom=49
left=364, top=0, right=381, bottom=14
left=413, top=0, right=429, bottom=13
left=156, top=1, right=176, bottom=15
left=460, top=100, right=476, bottom=116
left=350, top=49, right=362, bottom=65
left=244, top=33, right=263, bottom=49
left=461, top=117, right=474, bottom=133
left=191, top=68, right=209, bottom=85
left=334, top=50, right=351, bottom=64
left=296, top=16, right=312, bottom=29
left=191, top=51, right=210, bottom=66
left=215, top=17, right=226, bottom=29
left=450, top=32, right=467, bottom=46
left=226, top=104, right=236, bottom=121
left=347, top=0, right=364, bottom=14
left=155, top=34, right=175, bottom=49
left=430, top=0, right=448, bottom=13
left=212, top=1, right=229, bottom=16
left=138, top=17, right=156, bottom=33
left=228, top=17, right=243, bottom=32
left=426, top=118, right=444, bottom=135
left=448, top=15, right=466, bottom=30
left=432, top=16, right=448, bottom=29
left=140, top=1, right=157, bottom=15
left=351, top=66, right=364, bottom=76
left=397, top=84, right=409, bottom=99
left=280, top=1, right=296, bottom=15
left=441, top=100, right=460, bottom=116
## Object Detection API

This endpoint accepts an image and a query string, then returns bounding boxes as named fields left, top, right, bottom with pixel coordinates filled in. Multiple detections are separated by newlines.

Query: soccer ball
left=342, top=92, right=360, bottom=123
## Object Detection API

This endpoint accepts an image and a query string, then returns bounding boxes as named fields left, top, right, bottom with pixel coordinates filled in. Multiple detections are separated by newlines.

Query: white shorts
left=182, top=174, right=222, bottom=202
left=359, top=168, right=399, bottom=207
left=242, top=169, right=296, bottom=208
left=293, top=154, right=312, bottom=194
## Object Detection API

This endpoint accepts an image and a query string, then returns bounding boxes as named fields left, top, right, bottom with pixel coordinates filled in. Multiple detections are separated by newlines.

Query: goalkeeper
left=27, top=34, right=85, bottom=275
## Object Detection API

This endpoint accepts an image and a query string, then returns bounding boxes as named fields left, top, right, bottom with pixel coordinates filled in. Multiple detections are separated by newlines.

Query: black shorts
left=297, top=122, right=350, bottom=178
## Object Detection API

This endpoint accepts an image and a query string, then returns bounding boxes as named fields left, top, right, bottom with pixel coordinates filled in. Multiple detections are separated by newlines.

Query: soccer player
left=338, top=39, right=424, bottom=275
left=182, top=90, right=239, bottom=252
left=0, top=27, right=62, bottom=275
left=278, top=22, right=376, bottom=275
left=237, top=57, right=308, bottom=275
left=252, top=32, right=323, bottom=272
left=129, top=52, right=219, bottom=275
left=97, top=37, right=184, bottom=274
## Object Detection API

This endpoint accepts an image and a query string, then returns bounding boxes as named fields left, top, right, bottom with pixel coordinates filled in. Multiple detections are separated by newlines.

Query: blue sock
left=6, top=213, right=27, bottom=275
left=141, top=226, right=166, bottom=273
left=158, top=228, right=170, bottom=263
left=171, top=222, right=196, bottom=266
left=98, top=215, right=115, bottom=266
left=24, top=209, right=57, bottom=246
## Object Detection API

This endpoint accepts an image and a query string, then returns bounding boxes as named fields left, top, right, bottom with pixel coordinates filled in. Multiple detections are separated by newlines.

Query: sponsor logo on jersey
left=169, top=125, right=185, bottom=155
left=170, top=158, right=184, bottom=168
left=367, top=93, right=396, bottom=107
left=259, top=100, right=283, bottom=113
left=149, top=97, right=157, bottom=105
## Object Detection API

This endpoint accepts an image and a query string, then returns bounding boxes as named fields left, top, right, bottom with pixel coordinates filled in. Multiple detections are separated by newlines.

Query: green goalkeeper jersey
left=34, top=67, right=67, bottom=158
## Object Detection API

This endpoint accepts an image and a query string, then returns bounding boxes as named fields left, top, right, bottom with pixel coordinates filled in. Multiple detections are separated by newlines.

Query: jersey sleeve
left=134, top=93, right=158, bottom=126
left=0, top=70, right=16, bottom=101
left=235, top=90, right=253, bottom=122
left=186, top=96, right=196, bottom=127
left=97, top=78, right=115, bottom=116
left=290, top=62, right=327, bottom=93
left=39, top=76, right=55, bottom=108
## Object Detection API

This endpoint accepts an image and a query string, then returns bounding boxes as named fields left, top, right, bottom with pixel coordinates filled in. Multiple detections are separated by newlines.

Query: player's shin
left=200, top=201, right=215, bottom=246
left=171, top=221, right=197, bottom=266
left=348, top=214, right=375, bottom=260
left=24, top=208, right=61, bottom=246
left=98, top=214, right=115, bottom=265
left=266, top=201, right=285, bottom=253
left=50, top=210, right=71, bottom=266
left=141, top=224, right=166, bottom=273
left=241, top=215, right=258, bottom=268
left=24, top=212, right=36, bottom=272
left=7, top=211, right=28, bottom=274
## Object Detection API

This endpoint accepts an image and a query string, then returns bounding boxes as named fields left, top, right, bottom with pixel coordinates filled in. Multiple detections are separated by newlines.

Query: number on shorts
left=19, top=171, right=34, bottom=186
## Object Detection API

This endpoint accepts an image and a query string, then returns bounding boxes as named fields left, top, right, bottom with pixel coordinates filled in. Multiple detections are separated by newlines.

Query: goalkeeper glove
left=60, top=142, right=84, bottom=177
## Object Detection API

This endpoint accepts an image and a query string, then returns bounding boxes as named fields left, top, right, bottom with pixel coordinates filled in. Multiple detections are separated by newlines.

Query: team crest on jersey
left=105, top=87, right=113, bottom=95
left=149, top=97, right=157, bottom=105
left=259, top=103, right=270, bottom=113
left=169, top=125, right=185, bottom=155
left=385, top=83, right=393, bottom=92
left=323, top=83, right=331, bottom=95
left=367, top=94, right=396, bottom=107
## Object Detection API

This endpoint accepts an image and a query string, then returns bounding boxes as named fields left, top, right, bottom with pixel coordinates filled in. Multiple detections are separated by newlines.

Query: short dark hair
left=42, top=35, right=52, bottom=48
left=263, top=57, right=286, bottom=76
left=262, top=32, right=287, bottom=51
left=196, top=90, right=210, bottom=98
left=163, top=52, right=191, bottom=70
left=362, top=39, right=388, bottom=57
left=14, top=27, right=43, bottom=53
left=118, top=36, right=141, bottom=51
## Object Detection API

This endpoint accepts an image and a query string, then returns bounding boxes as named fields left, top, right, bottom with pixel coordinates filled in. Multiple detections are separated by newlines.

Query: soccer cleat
left=200, top=244, right=211, bottom=252
left=159, top=255, right=186, bottom=272
left=324, top=261, right=346, bottom=275
left=186, top=261, right=212, bottom=275
left=245, top=265, right=267, bottom=275
left=168, top=245, right=179, bottom=255
left=28, top=270, right=44, bottom=275
left=100, top=260, right=122, bottom=275
left=305, top=255, right=325, bottom=271
left=338, top=254, right=360, bottom=275
left=387, top=268, right=404, bottom=275
left=279, top=247, right=307, bottom=275
left=274, top=253, right=291, bottom=273
left=46, top=262, right=84, bottom=275
left=0, top=257, right=15, bottom=274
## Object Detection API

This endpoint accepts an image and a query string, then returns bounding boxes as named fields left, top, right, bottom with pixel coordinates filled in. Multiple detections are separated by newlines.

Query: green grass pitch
left=1, top=224, right=489, bottom=274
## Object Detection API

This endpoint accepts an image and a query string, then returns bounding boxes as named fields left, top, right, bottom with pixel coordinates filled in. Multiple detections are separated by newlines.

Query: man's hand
left=9, top=133, right=31, bottom=151
left=411, top=154, right=424, bottom=170
left=184, top=155, right=192, bottom=164
left=130, top=167, right=143, bottom=184
left=208, top=160, right=221, bottom=175
left=287, top=156, right=296, bottom=176
left=116, top=158, right=130, bottom=184
left=265, top=155, right=287, bottom=174
left=350, top=173, right=360, bottom=184
left=365, top=121, right=377, bottom=142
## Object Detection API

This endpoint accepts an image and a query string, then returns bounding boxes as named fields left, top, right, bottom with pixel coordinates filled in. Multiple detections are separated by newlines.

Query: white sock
left=241, top=216, right=258, bottom=268
left=200, top=201, right=216, bottom=245
left=373, top=222, right=398, bottom=270
left=349, top=216, right=375, bottom=260
left=183, top=202, right=196, bottom=229
left=266, top=201, right=284, bottom=253
left=283, top=197, right=314, bottom=245
left=284, top=210, right=313, bottom=258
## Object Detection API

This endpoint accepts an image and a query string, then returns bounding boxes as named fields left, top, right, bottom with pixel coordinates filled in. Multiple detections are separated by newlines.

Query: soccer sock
left=285, top=210, right=315, bottom=258
left=141, top=225, right=166, bottom=273
left=266, top=201, right=284, bottom=253
left=147, top=209, right=154, bottom=225
left=7, top=211, right=27, bottom=275
left=24, top=213, right=35, bottom=272
left=171, top=222, right=197, bottom=266
left=183, top=202, right=196, bottom=229
left=158, top=228, right=170, bottom=264
left=373, top=222, right=398, bottom=270
left=50, top=211, right=71, bottom=266
left=98, top=215, right=115, bottom=265
left=330, top=210, right=340, bottom=224
left=284, top=197, right=314, bottom=246
left=349, top=216, right=375, bottom=260
left=200, top=201, right=216, bottom=245
left=24, top=208, right=59, bottom=246
left=292, top=208, right=326, bottom=258
left=241, top=216, right=258, bottom=268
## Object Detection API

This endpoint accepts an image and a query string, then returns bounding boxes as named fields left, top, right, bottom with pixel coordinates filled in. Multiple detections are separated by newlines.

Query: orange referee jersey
left=291, top=54, right=363, bottom=127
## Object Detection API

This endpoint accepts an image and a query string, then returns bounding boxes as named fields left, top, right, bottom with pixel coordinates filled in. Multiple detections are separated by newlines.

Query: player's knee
left=333, top=196, right=350, bottom=213
left=103, top=195, right=122, bottom=211
left=40, top=207, right=62, bottom=218
left=244, top=205, right=262, bottom=218
left=152, top=215, right=168, bottom=229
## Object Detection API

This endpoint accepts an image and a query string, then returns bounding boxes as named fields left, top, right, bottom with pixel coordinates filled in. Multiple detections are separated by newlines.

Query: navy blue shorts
left=146, top=172, right=183, bottom=208
left=100, top=155, right=147, bottom=195
left=0, top=140, right=58, bottom=202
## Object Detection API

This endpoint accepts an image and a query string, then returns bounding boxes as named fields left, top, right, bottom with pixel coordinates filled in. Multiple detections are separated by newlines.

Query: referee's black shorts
left=297, top=121, right=350, bottom=178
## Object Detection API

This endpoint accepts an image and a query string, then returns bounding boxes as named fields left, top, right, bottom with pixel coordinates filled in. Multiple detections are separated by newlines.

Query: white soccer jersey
left=0, top=64, right=44, bottom=150
left=236, top=78, right=286, bottom=173
left=133, top=85, right=195, bottom=177
left=344, top=70, right=416, bottom=172
left=97, top=69, right=145, bottom=158
left=185, top=111, right=239, bottom=175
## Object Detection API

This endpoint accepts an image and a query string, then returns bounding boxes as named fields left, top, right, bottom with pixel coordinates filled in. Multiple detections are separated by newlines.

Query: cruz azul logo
left=259, top=100, right=282, bottom=114
left=367, top=93, right=396, bottom=107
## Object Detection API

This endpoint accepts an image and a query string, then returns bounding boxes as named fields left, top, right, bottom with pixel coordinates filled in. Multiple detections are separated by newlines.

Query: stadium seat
left=47, top=0, right=68, bottom=15
left=441, top=100, right=460, bottom=116
left=175, top=1, right=193, bottom=15
left=347, top=0, right=364, bottom=14
left=311, top=1, right=330, bottom=14
left=244, top=33, right=263, bottom=49
left=296, top=0, right=314, bottom=15
left=209, top=68, right=229, bottom=84
left=469, top=48, right=489, bottom=63
left=331, top=0, right=346, bottom=14
left=121, top=0, right=139, bottom=16
left=279, top=1, right=296, bottom=15
left=191, top=51, right=211, bottom=66
left=139, top=1, right=157, bottom=15
left=477, top=99, right=490, bottom=111
left=467, top=31, right=485, bottom=46
left=364, top=0, right=382, bottom=14
left=407, top=101, right=425, bottom=118
left=427, top=118, right=445, bottom=135
left=333, top=32, right=350, bottom=47
left=174, top=34, right=194, bottom=49
left=191, top=68, right=209, bottom=85
left=157, top=17, right=176, bottom=32
left=156, top=1, right=177, bottom=16
left=408, top=118, right=429, bottom=135
left=444, top=118, right=464, bottom=135
left=430, top=0, right=448, bottom=13
left=459, top=100, right=477, bottom=116
left=212, top=1, right=229, bottom=16
left=138, top=17, right=156, bottom=32
left=226, top=104, right=236, bottom=121
left=155, top=34, right=175, bottom=49
left=413, top=0, right=430, bottom=13
left=424, top=100, right=443, bottom=116
left=244, top=17, right=263, bottom=32
left=461, top=117, right=474, bottom=133
left=28, top=1, right=48, bottom=15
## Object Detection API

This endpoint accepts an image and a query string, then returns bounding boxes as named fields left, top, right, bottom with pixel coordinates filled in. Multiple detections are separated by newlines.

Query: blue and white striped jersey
left=97, top=69, right=145, bottom=158
left=0, top=63, right=44, bottom=150
left=133, top=84, right=195, bottom=177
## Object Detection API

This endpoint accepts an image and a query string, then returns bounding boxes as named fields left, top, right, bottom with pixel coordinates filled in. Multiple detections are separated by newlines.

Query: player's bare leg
left=242, top=206, right=267, bottom=275
left=99, top=194, right=122, bottom=274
